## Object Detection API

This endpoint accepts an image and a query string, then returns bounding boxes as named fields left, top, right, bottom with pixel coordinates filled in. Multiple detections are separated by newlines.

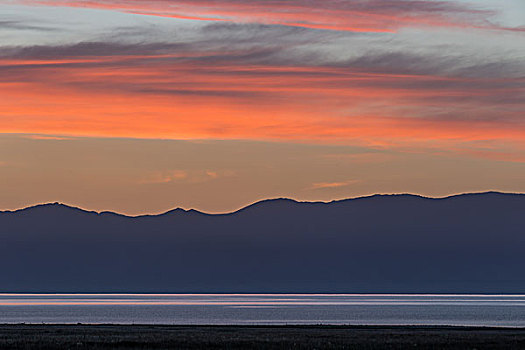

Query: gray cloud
left=0, top=41, right=190, bottom=59
left=0, top=20, right=58, bottom=32
left=4, top=39, right=523, bottom=78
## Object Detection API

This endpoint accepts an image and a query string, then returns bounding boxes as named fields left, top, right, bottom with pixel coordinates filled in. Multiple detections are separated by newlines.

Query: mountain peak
left=1, top=202, right=87, bottom=214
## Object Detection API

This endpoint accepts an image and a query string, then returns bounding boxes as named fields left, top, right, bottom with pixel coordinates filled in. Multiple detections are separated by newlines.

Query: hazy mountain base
left=0, top=192, right=524, bottom=292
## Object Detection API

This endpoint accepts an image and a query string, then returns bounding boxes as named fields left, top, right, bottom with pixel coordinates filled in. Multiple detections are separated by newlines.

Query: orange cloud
left=309, top=180, right=360, bottom=190
left=140, top=169, right=236, bottom=184
left=0, top=49, right=523, bottom=159
left=146, top=170, right=188, bottom=184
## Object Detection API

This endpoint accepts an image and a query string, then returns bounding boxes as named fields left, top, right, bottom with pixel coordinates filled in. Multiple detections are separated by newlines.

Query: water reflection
left=0, top=294, right=524, bottom=326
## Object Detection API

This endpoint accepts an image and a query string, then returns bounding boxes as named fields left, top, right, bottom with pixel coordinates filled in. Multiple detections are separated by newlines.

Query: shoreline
left=1, top=324, right=524, bottom=349
left=2, top=323, right=525, bottom=328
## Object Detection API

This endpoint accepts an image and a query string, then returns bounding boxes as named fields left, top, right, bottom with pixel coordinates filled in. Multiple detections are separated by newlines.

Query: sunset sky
left=1, top=0, right=524, bottom=214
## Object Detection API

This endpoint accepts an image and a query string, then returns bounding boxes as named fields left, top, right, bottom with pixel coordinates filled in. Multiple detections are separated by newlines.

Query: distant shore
left=1, top=324, right=524, bottom=349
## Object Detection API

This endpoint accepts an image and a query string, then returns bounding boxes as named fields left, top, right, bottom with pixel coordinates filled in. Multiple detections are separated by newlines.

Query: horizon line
left=1, top=191, right=523, bottom=218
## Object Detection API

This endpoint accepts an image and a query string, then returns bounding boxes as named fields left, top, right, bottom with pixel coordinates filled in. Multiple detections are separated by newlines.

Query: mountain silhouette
left=1, top=192, right=524, bottom=293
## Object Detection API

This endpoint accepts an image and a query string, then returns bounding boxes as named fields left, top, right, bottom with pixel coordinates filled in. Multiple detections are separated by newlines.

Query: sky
left=0, top=0, right=524, bottom=214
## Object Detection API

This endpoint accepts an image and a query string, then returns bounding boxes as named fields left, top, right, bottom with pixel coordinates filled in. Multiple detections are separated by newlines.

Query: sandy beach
left=1, top=324, right=524, bottom=349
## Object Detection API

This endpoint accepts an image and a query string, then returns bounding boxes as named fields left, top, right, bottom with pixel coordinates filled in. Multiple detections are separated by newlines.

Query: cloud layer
left=0, top=1, right=524, bottom=159
left=1, top=38, right=523, bottom=152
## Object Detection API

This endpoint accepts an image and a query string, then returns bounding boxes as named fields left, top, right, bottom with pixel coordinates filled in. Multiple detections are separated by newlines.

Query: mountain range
left=1, top=192, right=524, bottom=293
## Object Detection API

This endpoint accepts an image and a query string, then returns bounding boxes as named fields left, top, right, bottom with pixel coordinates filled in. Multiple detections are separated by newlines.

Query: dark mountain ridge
left=3, top=191, right=517, bottom=217
left=1, top=192, right=524, bottom=293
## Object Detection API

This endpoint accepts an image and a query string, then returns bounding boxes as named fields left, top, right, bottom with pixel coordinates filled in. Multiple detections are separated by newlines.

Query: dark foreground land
left=1, top=325, right=525, bottom=349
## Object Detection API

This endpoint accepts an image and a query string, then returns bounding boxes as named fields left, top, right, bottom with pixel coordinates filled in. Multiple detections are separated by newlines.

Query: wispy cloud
left=140, top=169, right=235, bottom=184
left=22, top=0, right=519, bottom=32
left=308, top=180, right=360, bottom=190
left=141, top=170, right=188, bottom=184
left=0, top=41, right=522, bottom=150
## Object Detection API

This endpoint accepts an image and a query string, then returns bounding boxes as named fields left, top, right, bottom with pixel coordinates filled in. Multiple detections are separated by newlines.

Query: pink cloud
left=25, top=0, right=510, bottom=32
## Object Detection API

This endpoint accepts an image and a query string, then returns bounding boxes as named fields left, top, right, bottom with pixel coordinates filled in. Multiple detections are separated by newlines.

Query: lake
left=0, top=294, right=524, bottom=326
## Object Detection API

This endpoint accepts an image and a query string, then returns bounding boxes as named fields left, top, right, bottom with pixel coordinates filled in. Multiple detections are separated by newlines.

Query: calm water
left=0, top=294, right=524, bottom=326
